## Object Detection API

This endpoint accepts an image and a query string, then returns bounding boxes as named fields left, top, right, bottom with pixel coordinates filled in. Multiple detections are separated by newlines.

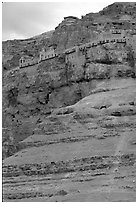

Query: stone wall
left=17, top=31, right=132, bottom=70
left=19, top=57, right=38, bottom=68
left=2, top=2, right=136, bottom=158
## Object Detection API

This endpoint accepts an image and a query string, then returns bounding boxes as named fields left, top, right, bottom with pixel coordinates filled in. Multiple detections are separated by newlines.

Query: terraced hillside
left=2, top=2, right=136, bottom=202
left=3, top=78, right=136, bottom=201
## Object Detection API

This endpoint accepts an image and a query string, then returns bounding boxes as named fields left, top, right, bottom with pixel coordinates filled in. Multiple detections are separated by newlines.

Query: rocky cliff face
left=2, top=2, right=136, bottom=158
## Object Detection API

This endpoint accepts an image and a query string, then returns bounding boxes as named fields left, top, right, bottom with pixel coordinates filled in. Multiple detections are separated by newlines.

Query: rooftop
left=21, top=55, right=33, bottom=59
left=64, top=16, right=79, bottom=20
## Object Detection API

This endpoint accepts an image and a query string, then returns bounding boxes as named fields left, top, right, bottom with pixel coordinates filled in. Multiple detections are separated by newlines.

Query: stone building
left=55, top=16, right=79, bottom=30
left=19, top=55, right=34, bottom=68
left=39, top=48, right=46, bottom=62
left=65, top=46, right=85, bottom=68
left=63, top=16, right=79, bottom=25
left=19, top=26, right=135, bottom=69
left=39, top=45, right=58, bottom=62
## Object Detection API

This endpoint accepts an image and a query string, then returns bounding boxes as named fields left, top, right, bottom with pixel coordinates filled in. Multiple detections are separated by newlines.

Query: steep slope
left=2, top=2, right=136, bottom=201
left=99, top=2, right=136, bottom=19
left=2, top=2, right=136, bottom=71
left=3, top=78, right=136, bottom=201
left=2, top=1, right=136, bottom=157
left=2, top=31, right=53, bottom=71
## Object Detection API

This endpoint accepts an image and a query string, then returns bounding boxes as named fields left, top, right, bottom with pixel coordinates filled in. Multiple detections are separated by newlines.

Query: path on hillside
left=105, top=131, right=129, bottom=201
left=61, top=114, right=134, bottom=201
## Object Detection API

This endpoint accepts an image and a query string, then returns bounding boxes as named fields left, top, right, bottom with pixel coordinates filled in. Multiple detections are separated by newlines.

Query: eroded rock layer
left=2, top=2, right=136, bottom=202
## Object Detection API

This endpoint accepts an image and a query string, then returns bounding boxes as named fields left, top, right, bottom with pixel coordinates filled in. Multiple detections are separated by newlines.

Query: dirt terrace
left=2, top=78, right=136, bottom=202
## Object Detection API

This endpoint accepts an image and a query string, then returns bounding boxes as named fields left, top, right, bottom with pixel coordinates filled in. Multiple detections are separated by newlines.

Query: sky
left=2, top=0, right=120, bottom=41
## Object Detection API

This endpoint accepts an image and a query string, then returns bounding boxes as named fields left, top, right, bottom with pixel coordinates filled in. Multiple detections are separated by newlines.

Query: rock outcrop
left=2, top=2, right=136, bottom=159
left=2, top=3, right=136, bottom=202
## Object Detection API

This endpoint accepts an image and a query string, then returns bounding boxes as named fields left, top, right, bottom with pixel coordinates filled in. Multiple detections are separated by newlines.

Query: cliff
left=2, top=2, right=136, bottom=158
left=2, top=2, right=136, bottom=202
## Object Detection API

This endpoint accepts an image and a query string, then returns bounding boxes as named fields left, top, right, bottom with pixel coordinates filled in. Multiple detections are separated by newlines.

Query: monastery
left=19, top=16, right=136, bottom=69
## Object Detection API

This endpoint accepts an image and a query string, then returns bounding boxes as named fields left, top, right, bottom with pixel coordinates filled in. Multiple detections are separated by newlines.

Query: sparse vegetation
left=2, top=2, right=136, bottom=202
